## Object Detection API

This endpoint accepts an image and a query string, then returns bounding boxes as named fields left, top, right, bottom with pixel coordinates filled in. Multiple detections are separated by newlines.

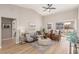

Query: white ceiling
left=15, top=4, right=79, bottom=16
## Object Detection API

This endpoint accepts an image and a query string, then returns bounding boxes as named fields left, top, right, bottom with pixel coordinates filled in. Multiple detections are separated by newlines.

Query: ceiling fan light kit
left=42, top=4, right=56, bottom=14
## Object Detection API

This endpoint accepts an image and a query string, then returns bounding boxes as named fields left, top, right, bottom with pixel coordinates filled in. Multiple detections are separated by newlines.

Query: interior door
left=1, top=17, right=12, bottom=40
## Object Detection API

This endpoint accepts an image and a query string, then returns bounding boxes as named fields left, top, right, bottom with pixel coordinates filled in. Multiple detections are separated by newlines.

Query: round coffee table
left=38, top=37, right=52, bottom=46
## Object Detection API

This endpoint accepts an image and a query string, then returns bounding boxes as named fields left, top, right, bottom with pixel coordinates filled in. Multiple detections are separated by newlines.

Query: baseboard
left=3, top=38, right=12, bottom=40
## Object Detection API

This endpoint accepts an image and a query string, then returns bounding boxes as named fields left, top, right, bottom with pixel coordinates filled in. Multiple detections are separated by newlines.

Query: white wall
left=77, top=7, right=79, bottom=37
left=0, top=4, right=42, bottom=48
left=0, top=16, right=1, bottom=48
left=43, top=9, right=78, bottom=31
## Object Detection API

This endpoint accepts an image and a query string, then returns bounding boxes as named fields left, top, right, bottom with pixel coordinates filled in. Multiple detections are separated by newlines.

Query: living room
left=0, top=4, right=79, bottom=54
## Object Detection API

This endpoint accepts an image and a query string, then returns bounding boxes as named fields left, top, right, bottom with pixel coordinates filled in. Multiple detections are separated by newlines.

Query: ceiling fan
left=42, top=4, right=56, bottom=12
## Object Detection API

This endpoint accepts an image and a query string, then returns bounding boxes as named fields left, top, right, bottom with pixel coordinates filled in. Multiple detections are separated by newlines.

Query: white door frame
left=0, top=17, right=17, bottom=48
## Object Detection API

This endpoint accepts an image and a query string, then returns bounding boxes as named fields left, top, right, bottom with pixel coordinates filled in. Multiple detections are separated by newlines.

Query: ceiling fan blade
left=42, top=4, right=56, bottom=12
left=42, top=7, right=47, bottom=9
left=49, top=8, right=56, bottom=9
left=42, top=7, right=50, bottom=9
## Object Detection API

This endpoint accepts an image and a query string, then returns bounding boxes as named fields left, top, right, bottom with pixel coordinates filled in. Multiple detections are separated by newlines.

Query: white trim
left=0, top=46, right=2, bottom=48
left=2, top=38, right=12, bottom=40
left=0, top=17, right=2, bottom=49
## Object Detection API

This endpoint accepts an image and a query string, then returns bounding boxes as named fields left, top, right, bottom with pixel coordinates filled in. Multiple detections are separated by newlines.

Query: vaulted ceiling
left=15, top=4, right=79, bottom=16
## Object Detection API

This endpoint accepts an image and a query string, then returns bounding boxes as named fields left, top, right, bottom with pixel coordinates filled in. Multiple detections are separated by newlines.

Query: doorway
left=1, top=17, right=16, bottom=48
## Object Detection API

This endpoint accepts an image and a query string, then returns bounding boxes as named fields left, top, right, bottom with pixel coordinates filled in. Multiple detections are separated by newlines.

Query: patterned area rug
left=30, top=41, right=56, bottom=53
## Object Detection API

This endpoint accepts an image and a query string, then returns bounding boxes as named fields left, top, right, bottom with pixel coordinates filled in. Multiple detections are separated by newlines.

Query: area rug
left=30, top=41, right=56, bottom=53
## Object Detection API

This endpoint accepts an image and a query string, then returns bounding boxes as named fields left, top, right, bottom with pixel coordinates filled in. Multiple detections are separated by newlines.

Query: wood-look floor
left=0, top=37, right=69, bottom=54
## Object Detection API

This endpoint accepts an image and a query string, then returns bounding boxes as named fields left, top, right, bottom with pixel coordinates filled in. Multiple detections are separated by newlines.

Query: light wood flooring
left=0, top=37, right=70, bottom=54
left=2, top=39, right=16, bottom=48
